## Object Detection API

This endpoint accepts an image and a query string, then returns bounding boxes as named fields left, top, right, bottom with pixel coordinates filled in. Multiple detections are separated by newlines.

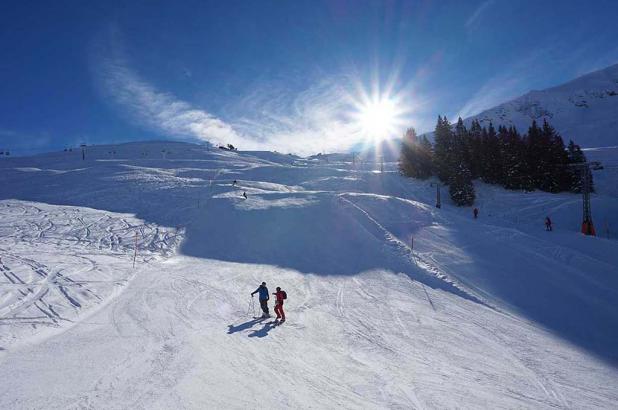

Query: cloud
left=455, top=40, right=618, bottom=120
left=223, top=75, right=367, bottom=154
left=456, top=46, right=563, bottom=119
left=91, top=26, right=421, bottom=155
left=456, top=74, right=523, bottom=120
left=92, top=29, right=248, bottom=149
left=465, top=0, right=494, bottom=29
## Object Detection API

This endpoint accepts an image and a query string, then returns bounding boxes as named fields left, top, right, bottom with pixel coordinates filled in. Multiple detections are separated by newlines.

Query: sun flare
left=358, top=98, right=398, bottom=138
left=351, top=87, right=408, bottom=143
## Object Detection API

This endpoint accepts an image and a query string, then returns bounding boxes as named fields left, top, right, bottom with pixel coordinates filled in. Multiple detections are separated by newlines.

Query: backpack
left=281, top=290, right=287, bottom=300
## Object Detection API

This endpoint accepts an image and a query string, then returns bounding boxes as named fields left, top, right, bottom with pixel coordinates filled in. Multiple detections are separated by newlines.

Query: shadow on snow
left=2, top=151, right=617, bottom=366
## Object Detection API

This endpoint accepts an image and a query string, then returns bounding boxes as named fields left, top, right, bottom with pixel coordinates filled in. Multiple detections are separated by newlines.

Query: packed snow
left=0, top=141, right=617, bottom=409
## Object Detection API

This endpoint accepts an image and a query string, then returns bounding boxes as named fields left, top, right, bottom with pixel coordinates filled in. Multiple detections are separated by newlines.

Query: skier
left=251, top=282, right=270, bottom=318
left=242, top=191, right=247, bottom=199
left=545, top=216, right=553, bottom=231
left=232, top=180, right=237, bottom=186
left=273, top=287, right=287, bottom=322
left=473, top=208, right=479, bottom=219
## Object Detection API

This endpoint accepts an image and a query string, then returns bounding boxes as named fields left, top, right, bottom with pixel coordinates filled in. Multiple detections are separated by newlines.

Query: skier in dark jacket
left=251, top=282, right=270, bottom=318
left=545, top=216, right=552, bottom=231
left=273, top=287, right=286, bottom=322
left=473, top=208, right=479, bottom=219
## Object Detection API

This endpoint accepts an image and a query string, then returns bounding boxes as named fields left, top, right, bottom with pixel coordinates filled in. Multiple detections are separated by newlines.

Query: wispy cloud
left=222, top=76, right=368, bottom=154
left=456, top=39, right=618, bottom=120
left=92, top=28, right=247, bottom=149
left=91, top=26, right=422, bottom=155
left=456, top=72, right=525, bottom=120
left=456, top=47, right=566, bottom=119
left=465, top=0, right=495, bottom=29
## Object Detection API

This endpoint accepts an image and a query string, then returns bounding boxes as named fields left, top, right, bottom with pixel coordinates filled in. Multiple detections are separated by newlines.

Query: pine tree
left=449, top=163, right=475, bottom=206
left=418, top=135, right=434, bottom=178
left=434, top=116, right=590, bottom=195
left=454, top=117, right=471, bottom=171
left=468, top=119, right=483, bottom=179
left=531, top=119, right=568, bottom=192
left=525, top=120, right=545, bottom=189
left=433, top=116, right=456, bottom=183
left=399, top=127, right=417, bottom=176
left=501, top=126, right=527, bottom=190
left=567, top=140, right=586, bottom=163
left=567, top=140, right=594, bottom=193
left=399, top=127, right=432, bottom=179
left=480, top=122, right=502, bottom=184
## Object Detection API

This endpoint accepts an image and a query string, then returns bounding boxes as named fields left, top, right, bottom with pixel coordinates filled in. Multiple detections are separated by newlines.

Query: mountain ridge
left=457, top=63, right=618, bottom=147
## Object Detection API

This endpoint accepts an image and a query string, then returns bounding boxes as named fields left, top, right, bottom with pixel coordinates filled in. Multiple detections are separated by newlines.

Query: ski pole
left=247, top=295, right=255, bottom=317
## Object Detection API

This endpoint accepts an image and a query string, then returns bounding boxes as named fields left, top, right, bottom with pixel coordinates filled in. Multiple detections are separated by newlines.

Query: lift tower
left=580, top=164, right=595, bottom=236
left=568, top=162, right=596, bottom=236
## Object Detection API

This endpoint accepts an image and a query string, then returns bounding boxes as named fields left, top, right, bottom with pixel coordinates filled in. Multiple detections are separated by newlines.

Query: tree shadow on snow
left=436, top=221, right=618, bottom=366
left=3, top=154, right=617, bottom=365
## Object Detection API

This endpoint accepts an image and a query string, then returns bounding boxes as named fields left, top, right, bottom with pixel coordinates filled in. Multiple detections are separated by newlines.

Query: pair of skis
left=254, top=316, right=285, bottom=326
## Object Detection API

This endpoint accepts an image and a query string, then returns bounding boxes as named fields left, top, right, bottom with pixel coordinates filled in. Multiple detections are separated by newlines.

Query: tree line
left=399, top=116, right=591, bottom=206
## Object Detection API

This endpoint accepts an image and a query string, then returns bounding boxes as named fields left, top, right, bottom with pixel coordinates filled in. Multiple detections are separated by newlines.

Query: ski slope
left=0, top=141, right=617, bottom=409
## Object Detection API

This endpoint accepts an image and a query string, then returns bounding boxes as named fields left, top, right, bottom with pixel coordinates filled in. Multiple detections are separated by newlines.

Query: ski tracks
left=0, top=200, right=182, bottom=348
left=338, top=194, right=488, bottom=308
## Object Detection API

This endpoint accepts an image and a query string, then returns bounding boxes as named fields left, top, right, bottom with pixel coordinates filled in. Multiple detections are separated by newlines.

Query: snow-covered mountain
left=0, top=141, right=617, bottom=408
left=463, top=63, right=618, bottom=148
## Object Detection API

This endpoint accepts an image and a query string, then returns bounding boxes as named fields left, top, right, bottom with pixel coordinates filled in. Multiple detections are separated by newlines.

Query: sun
left=351, top=87, right=408, bottom=142
left=358, top=98, right=398, bottom=138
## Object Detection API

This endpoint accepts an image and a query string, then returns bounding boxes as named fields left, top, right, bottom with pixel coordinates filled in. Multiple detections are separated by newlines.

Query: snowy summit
left=460, top=63, right=618, bottom=149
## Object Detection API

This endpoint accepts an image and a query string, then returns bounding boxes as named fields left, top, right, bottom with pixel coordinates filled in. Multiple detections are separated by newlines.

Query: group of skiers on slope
left=251, top=282, right=286, bottom=322
left=472, top=207, right=553, bottom=231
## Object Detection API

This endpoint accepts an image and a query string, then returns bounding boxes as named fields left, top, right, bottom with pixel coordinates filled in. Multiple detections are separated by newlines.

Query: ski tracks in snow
left=337, top=193, right=574, bottom=408
left=0, top=200, right=182, bottom=348
left=338, top=194, right=488, bottom=308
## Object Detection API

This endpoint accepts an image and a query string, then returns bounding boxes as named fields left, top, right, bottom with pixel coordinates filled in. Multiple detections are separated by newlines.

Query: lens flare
left=350, top=83, right=409, bottom=145
left=358, top=98, right=398, bottom=138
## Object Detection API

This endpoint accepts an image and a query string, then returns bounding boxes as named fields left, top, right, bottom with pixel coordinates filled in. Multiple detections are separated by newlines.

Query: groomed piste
left=0, top=141, right=617, bottom=409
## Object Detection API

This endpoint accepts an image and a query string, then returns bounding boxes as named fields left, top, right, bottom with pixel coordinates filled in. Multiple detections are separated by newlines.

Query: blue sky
left=1, top=0, right=618, bottom=155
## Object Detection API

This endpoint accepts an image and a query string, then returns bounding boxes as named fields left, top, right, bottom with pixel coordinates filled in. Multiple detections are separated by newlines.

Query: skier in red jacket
left=273, top=287, right=286, bottom=322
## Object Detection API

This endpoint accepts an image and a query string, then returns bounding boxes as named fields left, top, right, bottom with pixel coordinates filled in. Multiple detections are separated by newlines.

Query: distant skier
left=473, top=208, right=479, bottom=219
left=242, top=191, right=247, bottom=199
left=251, top=282, right=270, bottom=318
left=545, top=216, right=552, bottom=231
left=273, top=287, right=287, bottom=322
left=232, top=180, right=237, bottom=186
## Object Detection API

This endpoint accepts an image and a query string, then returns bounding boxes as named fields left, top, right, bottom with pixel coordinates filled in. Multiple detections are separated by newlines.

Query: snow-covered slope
left=462, top=63, right=618, bottom=148
left=0, top=141, right=617, bottom=409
